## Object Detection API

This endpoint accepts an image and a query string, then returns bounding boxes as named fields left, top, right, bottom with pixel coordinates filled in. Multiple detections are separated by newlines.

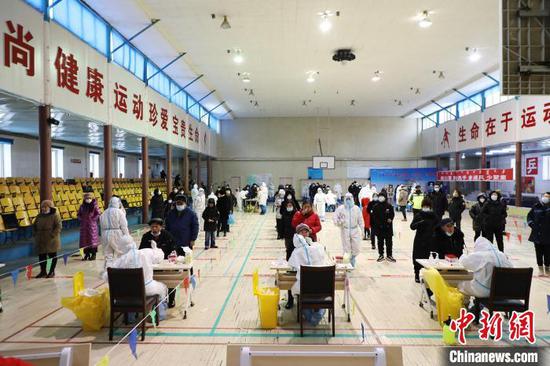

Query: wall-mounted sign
left=70, top=159, right=82, bottom=164
left=437, top=168, right=514, bottom=182
left=525, top=157, right=538, bottom=176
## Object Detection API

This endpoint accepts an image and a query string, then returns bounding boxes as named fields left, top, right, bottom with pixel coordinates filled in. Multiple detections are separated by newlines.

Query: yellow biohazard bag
left=61, top=288, right=110, bottom=331
left=422, top=268, right=464, bottom=326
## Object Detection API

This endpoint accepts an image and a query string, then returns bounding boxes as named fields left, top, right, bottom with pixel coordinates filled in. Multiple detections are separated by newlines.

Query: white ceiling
left=87, top=0, right=500, bottom=118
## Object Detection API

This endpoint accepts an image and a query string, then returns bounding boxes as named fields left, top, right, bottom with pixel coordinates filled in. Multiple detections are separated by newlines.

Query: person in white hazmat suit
left=190, top=184, right=199, bottom=208
left=208, top=190, right=218, bottom=204
left=194, top=188, right=206, bottom=228
left=287, top=223, right=327, bottom=325
left=333, top=193, right=364, bottom=267
left=104, top=234, right=168, bottom=302
left=333, top=183, right=343, bottom=203
left=458, top=236, right=513, bottom=299
left=313, top=188, right=326, bottom=221
left=100, top=196, right=129, bottom=267
left=238, top=188, right=248, bottom=212
left=325, top=189, right=337, bottom=212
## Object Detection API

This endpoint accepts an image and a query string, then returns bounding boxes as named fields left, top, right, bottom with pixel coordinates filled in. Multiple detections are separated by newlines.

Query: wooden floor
left=1, top=207, right=549, bottom=365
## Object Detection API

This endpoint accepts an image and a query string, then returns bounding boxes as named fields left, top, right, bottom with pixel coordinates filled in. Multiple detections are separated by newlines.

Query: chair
left=107, top=268, right=158, bottom=341
left=299, top=265, right=336, bottom=337
left=15, top=211, right=31, bottom=227
left=0, top=197, right=14, bottom=213
left=474, top=267, right=533, bottom=322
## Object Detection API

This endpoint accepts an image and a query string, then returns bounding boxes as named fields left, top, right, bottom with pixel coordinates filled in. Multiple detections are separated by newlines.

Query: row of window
left=24, top=0, right=221, bottom=133
left=421, top=85, right=514, bottom=130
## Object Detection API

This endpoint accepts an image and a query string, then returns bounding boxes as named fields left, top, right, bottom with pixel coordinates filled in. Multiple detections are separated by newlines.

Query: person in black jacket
left=428, top=183, right=448, bottom=221
left=284, top=189, right=301, bottom=210
left=527, top=192, right=550, bottom=275
left=448, top=189, right=466, bottom=231
left=149, top=189, right=165, bottom=220
left=139, top=218, right=178, bottom=307
left=202, top=198, right=219, bottom=249
left=216, top=189, right=232, bottom=237
left=410, top=198, right=439, bottom=282
left=480, top=190, right=507, bottom=252
left=432, top=218, right=465, bottom=260
left=280, top=198, right=298, bottom=309
left=367, top=193, right=380, bottom=250
left=371, top=192, right=395, bottom=262
left=348, top=181, right=361, bottom=205
left=469, top=193, right=486, bottom=241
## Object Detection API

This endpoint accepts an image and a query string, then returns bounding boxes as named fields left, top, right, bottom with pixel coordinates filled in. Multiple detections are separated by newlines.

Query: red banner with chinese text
left=437, top=168, right=514, bottom=182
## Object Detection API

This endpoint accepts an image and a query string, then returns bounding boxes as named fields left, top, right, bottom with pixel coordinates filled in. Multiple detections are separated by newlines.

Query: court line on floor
left=222, top=217, right=258, bottom=276
left=210, top=215, right=267, bottom=334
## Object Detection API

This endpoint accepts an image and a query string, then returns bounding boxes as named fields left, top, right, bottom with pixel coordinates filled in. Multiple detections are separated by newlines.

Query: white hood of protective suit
left=288, top=234, right=327, bottom=294
left=459, top=237, right=513, bottom=298
left=325, top=190, right=337, bottom=205
left=108, top=196, right=122, bottom=209
left=208, top=192, right=218, bottom=203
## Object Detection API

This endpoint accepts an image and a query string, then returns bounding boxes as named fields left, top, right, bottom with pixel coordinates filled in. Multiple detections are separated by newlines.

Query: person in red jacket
left=361, top=197, right=371, bottom=240
left=291, top=202, right=322, bottom=242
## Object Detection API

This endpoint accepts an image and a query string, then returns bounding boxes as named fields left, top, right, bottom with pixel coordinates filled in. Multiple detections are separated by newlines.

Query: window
left=0, top=141, right=12, bottom=178
left=52, top=147, right=64, bottom=178
left=511, top=157, right=516, bottom=177
left=117, top=156, right=125, bottom=178
left=484, top=85, right=514, bottom=108
left=89, top=152, right=99, bottom=178
left=138, top=158, right=143, bottom=178
left=200, top=106, right=209, bottom=124
left=146, top=62, right=171, bottom=99
left=25, top=0, right=44, bottom=11
left=111, top=31, right=146, bottom=80
left=210, top=116, right=220, bottom=133
left=438, top=108, right=454, bottom=124
left=457, top=94, right=482, bottom=117
left=188, top=97, right=200, bottom=121
left=543, top=156, right=550, bottom=180
left=51, top=0, right=108, bottom=56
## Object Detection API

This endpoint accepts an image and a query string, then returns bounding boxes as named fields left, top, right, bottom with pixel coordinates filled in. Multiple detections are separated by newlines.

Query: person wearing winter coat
left=334, top=193, right=364, bottom=267
left=458, top=236, right=513, bottom=301
left=78, top=193, right=101, bottom=261
left=284, top=189, right=301, bottom=211
left=448, top=189, right=466, bottom=231
left=410, top=198, right=439, bottom=282
left=348, top=181, right=361, bottom=205
left=165, top=194, right=199, bottom=251
left=34, top=200, right=62, bottom=278
left=428, top=184, right=448, bottom=220
left=325, top=189, right=337, bottom=212
left=367, top=193, right=380, bottom=250
left=469, top=193, right=487, bottom=241
left=100, top=196, right=129, bottom=267
left=396, top=185, right=409, bottom=221
left=361, top=197, right=371, bottom=240
left=480, top=190, right=507, bottom=252
left=287, top=223, right=327, bottom=317
left=432, top=218, right=465, bottom=260
left=313, top=188, right=326, bottom=221
left=139, top=218, right=176, bottom=258
left=150, top=189, right=165, bottom=220
left=274, top=189, right=286, bottom=239
left=291, top=201, right=322, bottom=242
left=202, top=198, right=220, bottom=249
left=216, top=189, right=232, bottom=236
left=527, top=192, right=550, bottom=275
left=371, top=192, right=395, bottom=262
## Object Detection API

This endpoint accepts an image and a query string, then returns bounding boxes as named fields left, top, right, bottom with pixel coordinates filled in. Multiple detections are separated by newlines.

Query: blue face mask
left=345, top=200, right=354, bottom=208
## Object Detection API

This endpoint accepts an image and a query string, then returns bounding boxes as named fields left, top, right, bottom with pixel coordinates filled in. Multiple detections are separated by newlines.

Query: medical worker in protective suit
left=100, top=196, right=129, bottom=267
left=258, top=182, right=269, bottom=215
left=190, top=184, right=199, bottom=209
left=313, top=187, right=326, bottom=221
left=458, top=236, right=513, bottom=317
left=287, top=223, right=326, bottom=325
left=194, top=188, right=206, bottom=228
left=333, top=193, right=364, bottom=267
left=105, top=234, right=168, bottom=302
left=325, top=189, right=337, bottom=212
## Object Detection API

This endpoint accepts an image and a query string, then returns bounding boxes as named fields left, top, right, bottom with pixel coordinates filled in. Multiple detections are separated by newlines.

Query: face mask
left=422, top=207, right=431, bottom=212
left=378, top=196, right=386, bottom=202
left=434, top=187, right=440, bottom=192
left=542, top=197, right=550, bottom=204
left=491, top=195, right=498, bottom=201
left=151, top=231, right=160, bottom=237
left=286, top=207, right=294, bottom=212
left=372, top=196, right=378, bottom=202
left=173, top=189, right=178, bottom=193
left=479, top=198, right=485, bottom=203
left=226, top=191, right=230, bottom=195
left=85, top=199, right=92, bottom=204
left=168, top=199, right=172, bottom=204
left=445, top=231, right=454, bottom=237
left=287, top=195, right=292, bottom=200
left=176, top=204, right=186, bottom=211
left=42, top=208, right=50, bottom=214
left=453, top=193, right=459, bottom=197
left=345, top=200, right=353, bottom=208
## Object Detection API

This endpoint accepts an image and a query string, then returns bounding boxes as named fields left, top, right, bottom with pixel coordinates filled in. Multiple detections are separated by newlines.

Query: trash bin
left=257, top=287, right=280, bottom=329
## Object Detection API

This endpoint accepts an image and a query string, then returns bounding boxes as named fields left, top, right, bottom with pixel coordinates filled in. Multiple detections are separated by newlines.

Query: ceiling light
left=220, top=15, right=231, bottom=29
left=318, top=10, right=338, bottom=33
left=238, top=72, right=251, bottom=83
left=371, top=70, right=381, bottom=82
left=438, top=71, right=445, bottom=79
left=248, top=88, right=254, bottom=96
left=415, top=88, right=420, bottom=95
left=306, top=71, right=318, bottom=83
left=232, top=49, right=244, bottom=64
left=418, top=10, right=432, bottom=28
left=466, top=47, right=481, bottom=62
left=302, top=100, right=307, bottom=106
left=254, top=101, right=259, bottom=107
left=350, top=99, right=356, bottom=106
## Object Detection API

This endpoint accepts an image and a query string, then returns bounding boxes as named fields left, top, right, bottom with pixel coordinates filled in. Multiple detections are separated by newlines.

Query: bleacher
left=0, top=177, right=167, bottom=240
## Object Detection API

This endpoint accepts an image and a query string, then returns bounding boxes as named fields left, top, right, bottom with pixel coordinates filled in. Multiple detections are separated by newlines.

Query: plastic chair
left=299, top=265, right=336, bottom=336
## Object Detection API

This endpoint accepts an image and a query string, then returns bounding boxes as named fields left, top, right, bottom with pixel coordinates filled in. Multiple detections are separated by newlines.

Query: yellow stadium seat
left=1, top=197, right=15, bottom=213
left=16, top=211, right=31, bottom=227
left=12, top=196, right=25, bottom=211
